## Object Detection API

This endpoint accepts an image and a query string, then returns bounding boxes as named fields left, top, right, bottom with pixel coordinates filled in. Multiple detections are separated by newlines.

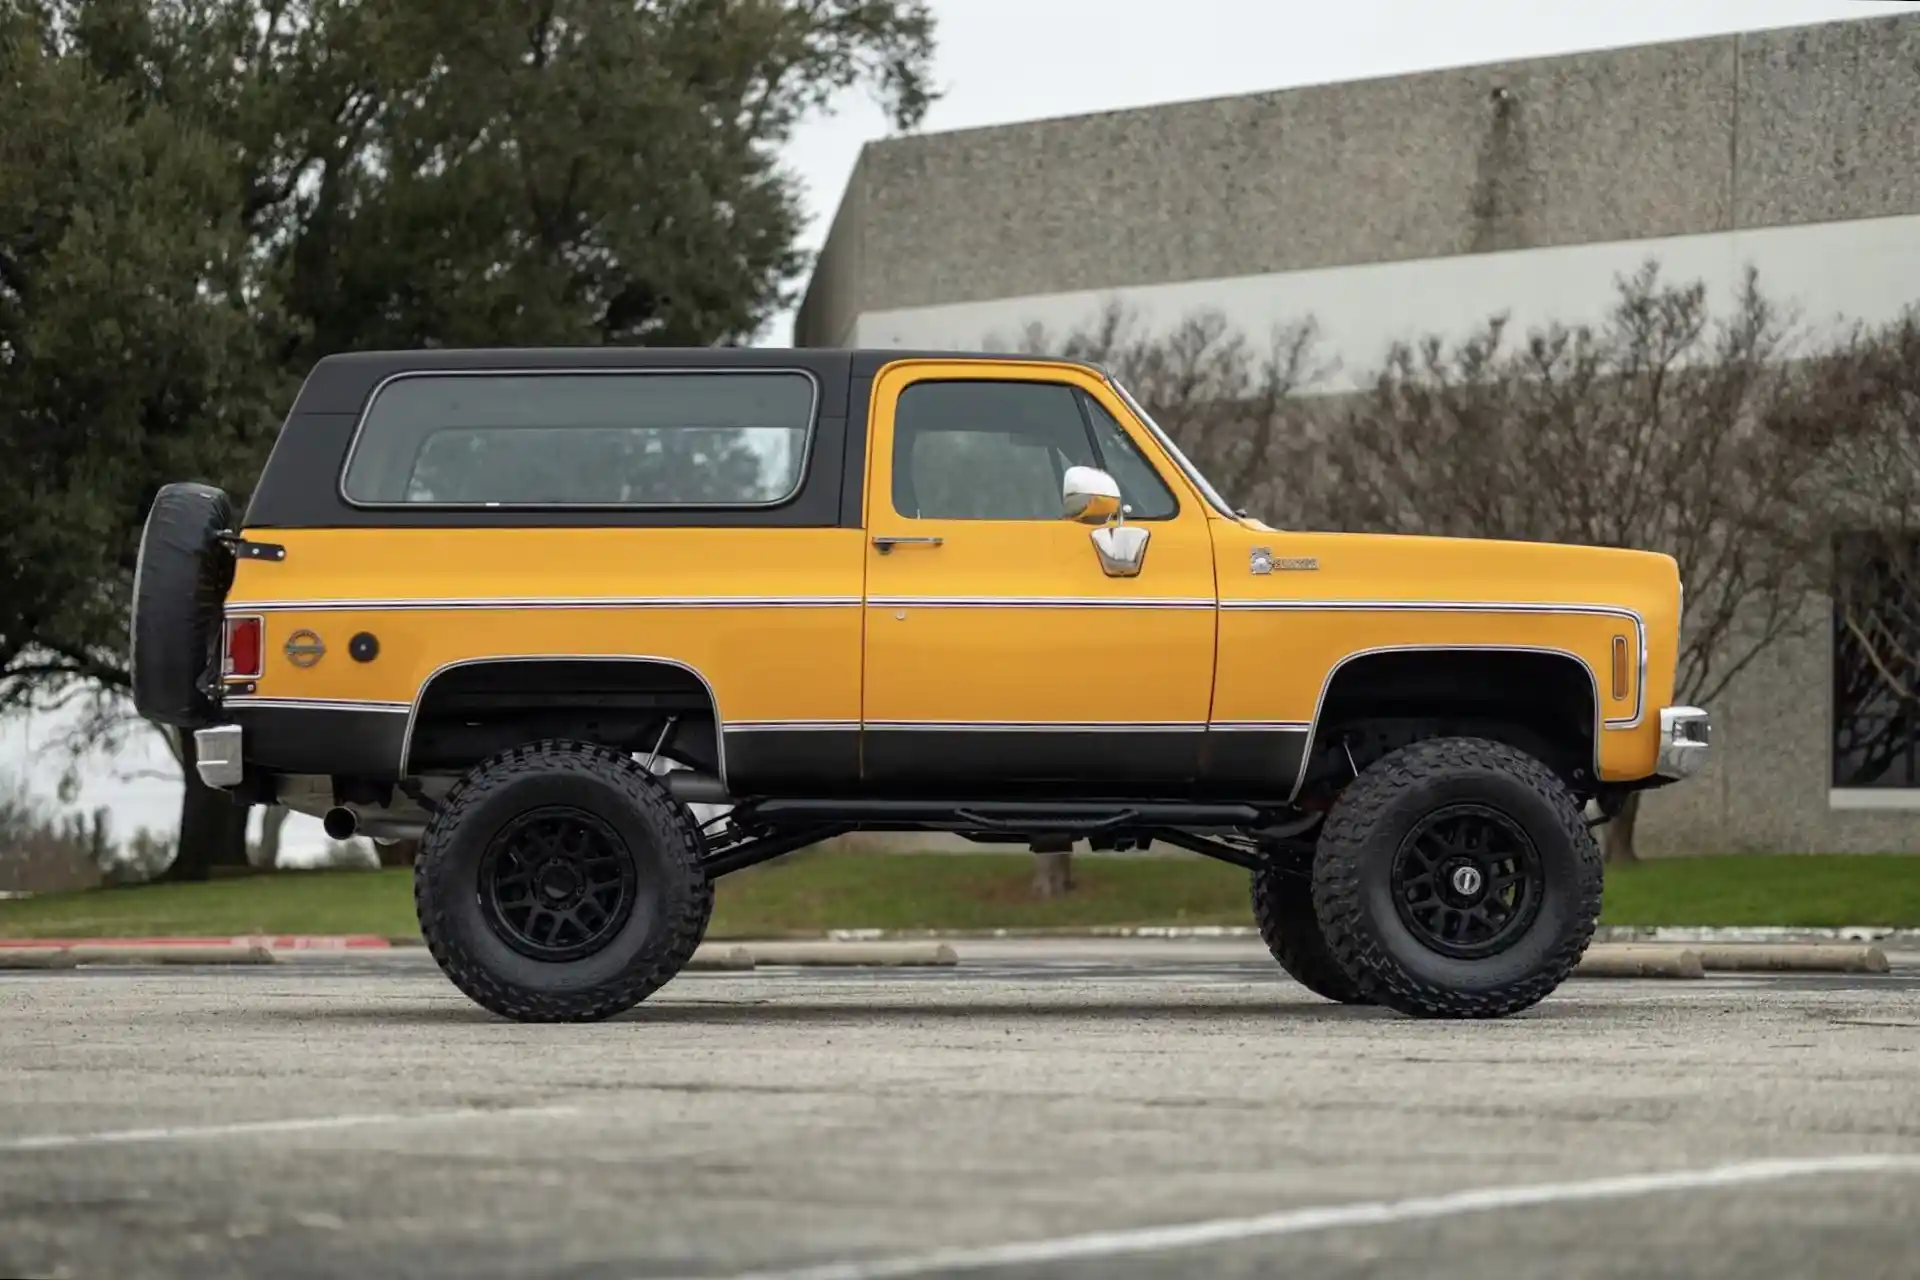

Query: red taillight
left=224, top=616, right=263, bottom=680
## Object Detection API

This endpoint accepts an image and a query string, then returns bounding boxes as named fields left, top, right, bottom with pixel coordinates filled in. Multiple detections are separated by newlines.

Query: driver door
left=859, top=360, right=1218, bottom=790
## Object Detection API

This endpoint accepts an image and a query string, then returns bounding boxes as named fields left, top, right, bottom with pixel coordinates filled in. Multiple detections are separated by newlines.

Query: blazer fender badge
left=1251, top=548, right=1318, bottom=574
left=284, top=630, right=326, bottom=668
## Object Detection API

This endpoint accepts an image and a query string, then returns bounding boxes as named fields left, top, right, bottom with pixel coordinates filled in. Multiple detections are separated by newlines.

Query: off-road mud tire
left=415, top=740, right=712, bottom=1022
left=130, top=482, right=236, bottom=728
left=1312, top=737, right=1602, bottom=1019
left=1251, top=860, right=1370, bottom=1005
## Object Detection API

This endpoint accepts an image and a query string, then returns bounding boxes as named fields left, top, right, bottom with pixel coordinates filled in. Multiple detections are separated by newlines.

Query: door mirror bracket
left=1091, top=523, right=1149, bottom=577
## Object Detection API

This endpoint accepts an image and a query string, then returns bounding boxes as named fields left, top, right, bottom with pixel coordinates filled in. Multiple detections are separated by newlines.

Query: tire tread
left=1313, top=736, right=1601, bottom=1019
left=414, top=740, right=711, bottom=1022
left=1251, top=864, right=1369, bottom=1004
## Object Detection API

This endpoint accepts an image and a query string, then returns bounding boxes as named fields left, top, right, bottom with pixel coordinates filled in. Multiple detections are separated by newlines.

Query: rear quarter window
left=341, top=370, right=818, bottom=507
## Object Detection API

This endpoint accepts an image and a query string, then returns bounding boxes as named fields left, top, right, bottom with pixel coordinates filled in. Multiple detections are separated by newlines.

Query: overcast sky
left=766, top=0, right=1911, bottom=343
left=7, top=0, right=1908, bottom=862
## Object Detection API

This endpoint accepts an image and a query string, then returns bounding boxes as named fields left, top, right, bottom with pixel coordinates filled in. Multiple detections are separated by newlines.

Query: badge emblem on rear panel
left=284, top=630, right=326, bottom=668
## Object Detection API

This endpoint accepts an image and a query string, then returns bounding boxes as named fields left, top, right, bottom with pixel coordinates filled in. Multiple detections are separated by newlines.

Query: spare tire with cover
left=131, top=482, right=236, bottom=729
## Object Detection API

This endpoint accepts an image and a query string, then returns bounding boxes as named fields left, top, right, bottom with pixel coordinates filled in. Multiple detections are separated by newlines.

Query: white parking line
left=718, top=1154, right=1920, bottom=1280
left=0, top=1104, right=579, bottom=1153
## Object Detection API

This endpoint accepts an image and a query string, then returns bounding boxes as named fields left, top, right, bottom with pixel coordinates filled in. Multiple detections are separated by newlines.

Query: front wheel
left=1312, top=737, right=1602, bottom=1019
left=1251, top=857, right=1370, bottom=1005
left=415, top=740, right=712, bottom=1022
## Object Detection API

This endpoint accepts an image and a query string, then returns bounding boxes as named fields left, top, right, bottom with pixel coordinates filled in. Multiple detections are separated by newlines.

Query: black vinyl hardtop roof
left=293, top=346, right=1110, bottom=414
left=251, top=346, right=1116, bottom=530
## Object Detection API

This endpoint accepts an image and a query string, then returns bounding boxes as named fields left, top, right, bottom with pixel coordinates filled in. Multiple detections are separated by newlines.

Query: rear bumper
left=197, top=701, right=411, bottom=783
left=193, top=724, right=245, bottom=788
left=1656, top=706, right=1711, bottom=781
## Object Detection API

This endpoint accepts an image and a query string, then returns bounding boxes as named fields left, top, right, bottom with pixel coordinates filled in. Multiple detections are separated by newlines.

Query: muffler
left=664, top=772, right=730, bottom=804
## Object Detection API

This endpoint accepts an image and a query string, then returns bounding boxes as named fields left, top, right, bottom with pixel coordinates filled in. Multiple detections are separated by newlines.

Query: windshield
left=1105, top=376, right=1240, bottom=519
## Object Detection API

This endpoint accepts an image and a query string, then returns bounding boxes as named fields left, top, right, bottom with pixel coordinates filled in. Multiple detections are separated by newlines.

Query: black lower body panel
left=227, top=711, right=1312, bottom=804
left=228, top=702, right=409, bottom=780
left=724, top=725, right=1310, bottom=799
left=860, top=728, right=1206, bottom=792
left=1199, top=729, right=1311, bottom=797
left=722, top=728, right=862, bottom=793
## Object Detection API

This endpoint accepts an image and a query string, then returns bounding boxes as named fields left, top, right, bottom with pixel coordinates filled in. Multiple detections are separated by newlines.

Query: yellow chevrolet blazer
left=130, top=348, right=1710, bottom=1022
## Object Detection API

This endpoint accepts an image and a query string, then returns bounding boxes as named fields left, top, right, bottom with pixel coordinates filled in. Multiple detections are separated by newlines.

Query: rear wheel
left=1312, top=737, right=1601, bottom=1019
left=415, top=740, right=712, bottom=1022
left=1251, top=855, right=1369, bottom=1005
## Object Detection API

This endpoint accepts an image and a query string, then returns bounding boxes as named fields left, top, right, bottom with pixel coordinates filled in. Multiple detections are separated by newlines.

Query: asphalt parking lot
left=4, top=941, right=1918, bottom=1280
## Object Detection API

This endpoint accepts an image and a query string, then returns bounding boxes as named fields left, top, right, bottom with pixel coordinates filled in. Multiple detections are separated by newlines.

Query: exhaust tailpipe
left=322, top=807, right=358, bottom=840
left=360, top=817, right=426, bottom=842
left=324, top=807, right=425, bottom=842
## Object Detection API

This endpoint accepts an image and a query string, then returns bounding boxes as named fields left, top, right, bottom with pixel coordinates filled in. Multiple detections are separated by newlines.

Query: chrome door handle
left=872, top=536, right=944, bottom=554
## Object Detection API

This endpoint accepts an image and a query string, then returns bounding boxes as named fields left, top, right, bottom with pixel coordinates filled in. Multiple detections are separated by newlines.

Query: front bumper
left=1656, top=706, right=1711, bottom=780
left=193, top=724, right=244, bottom=788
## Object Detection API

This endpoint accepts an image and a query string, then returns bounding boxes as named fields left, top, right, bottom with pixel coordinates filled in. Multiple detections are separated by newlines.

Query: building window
left=1831, top=531, right=1920, bottom=803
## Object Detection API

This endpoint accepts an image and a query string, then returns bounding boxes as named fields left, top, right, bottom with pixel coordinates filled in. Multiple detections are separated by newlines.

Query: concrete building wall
left=796, top=12, right=1920, bottom=855
left=846, top=213, right=1920, bottom=392
left=1638, top=604, right=1920, bottom=858
left=797, top=13, right=1920, bottom=344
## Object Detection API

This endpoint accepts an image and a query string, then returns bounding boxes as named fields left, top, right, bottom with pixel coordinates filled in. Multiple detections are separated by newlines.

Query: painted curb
left=1595, top=926, right=1920, bottom=946
left=0, top=949, right=79, bottom=970
left=0, top=935, right=391, bottom=950
left=817, top=925, right=1920, bottom=944
left=824, top=926, right=1261, bottom=941
left=1694, top=943, right=1890, bottom=974
left=0, top=945, right=277, bottom=968
left=746, top=942, right=959, bottom=968
left=5, top=927, right=1916, bottom=947
left=1574, top=945, right=1705, bottom=979
left=687, top=944, right=756, bottom=972
left=69, top=945, right=278, bottom=966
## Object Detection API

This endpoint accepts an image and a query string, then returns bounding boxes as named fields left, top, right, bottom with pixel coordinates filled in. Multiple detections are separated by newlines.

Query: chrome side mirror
left=1062, top=466, right=1121, bottom=524
left=1063, top=465, right=1149, bottom=576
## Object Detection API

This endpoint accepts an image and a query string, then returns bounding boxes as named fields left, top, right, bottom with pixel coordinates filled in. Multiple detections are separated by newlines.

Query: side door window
left=891, top=379, right=1181, bottom=522
left=892, top=380, right=1098, bottom=520
left=1074, top=390, right=1178, bottom=519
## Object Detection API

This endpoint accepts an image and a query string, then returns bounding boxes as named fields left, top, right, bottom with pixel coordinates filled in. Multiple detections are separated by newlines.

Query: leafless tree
left=1016, top=265, right=1840, bottom=864
left=1319, top=263, right=1833, bottom=859
left=1780, top=311, right=1920, bottom=790
left=993, top=302, right=1332, bottom=514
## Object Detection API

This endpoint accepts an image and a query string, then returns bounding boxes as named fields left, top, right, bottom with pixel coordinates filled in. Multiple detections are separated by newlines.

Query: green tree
left=62, top=0, right=936, bottom=357
left=5, top=0, right=936, bottom=878
left=0, top=6, right=289, bottom=879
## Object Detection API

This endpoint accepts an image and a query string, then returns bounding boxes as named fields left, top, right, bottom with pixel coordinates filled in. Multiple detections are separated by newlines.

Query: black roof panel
left=294, top=346, right=1105, bottom=414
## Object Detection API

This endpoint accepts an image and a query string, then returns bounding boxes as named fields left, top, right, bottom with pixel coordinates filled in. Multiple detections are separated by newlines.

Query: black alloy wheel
left=1388, top=803, right=1543, bottom=960
left=480, top=807, right=639, bottom=963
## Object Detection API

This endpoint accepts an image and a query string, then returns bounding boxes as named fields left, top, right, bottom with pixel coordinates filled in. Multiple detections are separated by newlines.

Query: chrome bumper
left=1657, top=706, right=1711, bottom=780
left=193, top=724, right=245, bottom=788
